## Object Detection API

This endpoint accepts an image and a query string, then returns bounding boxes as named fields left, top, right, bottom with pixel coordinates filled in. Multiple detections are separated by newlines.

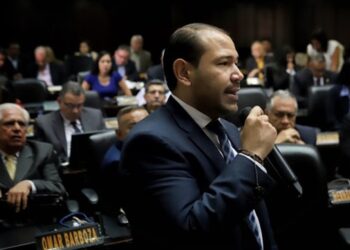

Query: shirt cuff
left=28, top=180, right=36, bottom=194
left=239, top=153, right=267, bottom=173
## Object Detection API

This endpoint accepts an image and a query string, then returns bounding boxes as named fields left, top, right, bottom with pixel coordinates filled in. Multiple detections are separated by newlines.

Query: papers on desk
left=116, top=96, right=138, bottom=106
left=104, top=117, right=118, bottom=129
left=43, top=101, right=59, bottom=111
left=47, top=85, right=62, bottom=93
left=125, top=80, right=144, bottom=90
left=316, top=131, right=339, bottom=145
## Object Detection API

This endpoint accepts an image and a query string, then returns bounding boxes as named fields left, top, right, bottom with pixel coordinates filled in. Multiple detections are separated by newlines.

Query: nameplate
left=36, top=223, right=104, bottom=250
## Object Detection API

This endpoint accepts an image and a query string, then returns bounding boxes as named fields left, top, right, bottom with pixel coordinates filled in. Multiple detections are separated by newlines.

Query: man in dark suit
left=0, top=103, right=66, bottom=213
left=266, top=90, right=318, bottom=145
left=292, top=53, right=337, bottom=108
left=119, top=23, right=278, bottom=250
left=35, top=81, right=106, bottom=163
left=25, top=46, right=66, bottom=86
left=113, top=45, right=139, bottom=81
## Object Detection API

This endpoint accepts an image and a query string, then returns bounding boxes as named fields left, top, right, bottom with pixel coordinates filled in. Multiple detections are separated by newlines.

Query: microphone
left=239, top=107, right=303, bottom=197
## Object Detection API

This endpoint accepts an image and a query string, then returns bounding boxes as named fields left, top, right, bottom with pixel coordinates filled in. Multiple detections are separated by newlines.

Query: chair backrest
left=89, top=130, right=117, bottom=170
left=307, top=85, right=334, bottom=131
left=65, top=55, right=94, bottom=77
left=224, top=87, right=268, bottom=126
left=84, top=90, right=102, bottom=110
left=77, top=71, right=90, bottom=84
left=12, top=78, right=47, bottom=103
left=266, top=144, right=329, bottom=249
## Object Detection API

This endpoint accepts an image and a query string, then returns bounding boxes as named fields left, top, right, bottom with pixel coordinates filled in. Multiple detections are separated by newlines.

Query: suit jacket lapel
left=80, top=108, right=90, bottom=131
left=53, top=111, right=67, bottom=155
left=15, top=145, right=33, bottom=182
left=166, top=97, right=226, bottom=172
left=0, top=158, right=13, bottom=188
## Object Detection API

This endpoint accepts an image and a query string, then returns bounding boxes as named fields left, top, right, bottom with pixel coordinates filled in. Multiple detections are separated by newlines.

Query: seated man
left=101, top=106, right=148, bottom=212
left=292, top=53, right=337, bottom=108
left=143, top=79, right=167, bottom=113
left=0, top=103, right=66, bottom=214
left=102, top=106, right=149, bottom=172
left=34, top=81, right=106, bottom=163
left=266, top=90, right=319, bottom=145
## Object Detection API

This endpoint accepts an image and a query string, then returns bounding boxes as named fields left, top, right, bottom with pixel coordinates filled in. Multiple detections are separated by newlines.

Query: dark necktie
left=71, top=121, right=82, bottom=134
left=207, top=119, right=263, bottom=250
left=206, top=119, right=236, bottom=163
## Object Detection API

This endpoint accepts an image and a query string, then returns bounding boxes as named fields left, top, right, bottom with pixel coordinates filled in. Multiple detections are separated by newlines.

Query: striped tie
left=207, top=119, right=263, bottom=250
left=71, top=121, right=82, bottom=134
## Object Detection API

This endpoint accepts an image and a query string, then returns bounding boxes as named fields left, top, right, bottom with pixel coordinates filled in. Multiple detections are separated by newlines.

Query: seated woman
left=82, top=51, right=132, bottom=99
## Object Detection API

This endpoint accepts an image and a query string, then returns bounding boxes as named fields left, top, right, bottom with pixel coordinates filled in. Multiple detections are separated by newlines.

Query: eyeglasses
left=63, top=103, right=84, bottom=110
left=273, top=111, right=296, bottom=119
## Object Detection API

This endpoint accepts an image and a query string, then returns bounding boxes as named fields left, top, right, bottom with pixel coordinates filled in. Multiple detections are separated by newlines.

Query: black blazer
left=292, top=68, right=337, bottom=107
left=120, top=96, right=278, bottom=250
left=114, top=60, right=139, bottom=81
left=25, top=62, right=67, bottom=86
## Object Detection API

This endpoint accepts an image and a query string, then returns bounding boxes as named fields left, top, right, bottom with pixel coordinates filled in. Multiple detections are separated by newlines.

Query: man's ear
left=173, top=58, right=192, bottom=87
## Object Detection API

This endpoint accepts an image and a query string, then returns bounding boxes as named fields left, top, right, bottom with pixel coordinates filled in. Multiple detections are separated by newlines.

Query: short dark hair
left=116, top=45, right=131, bottom=53
left=145, top=79, right=166, bottom=93
left=59, top=81, right=85, bottom=98
left=310, top=28, right=328, bottom=52
left=163, top=23, right=228, bottom=91
left=117, top=105, right=148, bottom=123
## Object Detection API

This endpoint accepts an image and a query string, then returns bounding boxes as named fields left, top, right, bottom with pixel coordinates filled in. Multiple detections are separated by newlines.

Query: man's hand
left=240, top=106, right=277, bottom=160
left=275, top=128, right=305, bottom=144
left=6, top=180, right=32, bottom=213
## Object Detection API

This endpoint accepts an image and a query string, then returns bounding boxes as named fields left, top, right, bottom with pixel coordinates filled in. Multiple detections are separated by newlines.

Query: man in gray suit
left=34, top=81, right=106, bottom=163
left=0, top=103, right=66, bottom=213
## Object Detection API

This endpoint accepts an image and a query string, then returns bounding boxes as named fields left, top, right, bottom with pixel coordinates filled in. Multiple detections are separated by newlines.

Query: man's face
left=115, top=49, right=129, bottom=66
left=187, top=30, right=243, bottom=118
left=35, top=49, right=47, bottom=66
left=131, top=39, right=142, bottom=52
left=117, top=109, right=149, bottom=140
left=0, top=108, right=27, bottom=153
left=251, top=42, right=265, bottom=58
left=144, top=84, right=166, bottom=112
left=79, top=42, right=90, bottom=54
left=58, top=93, right=85, bottom=122
left=267, top=97, right=297, bottom=133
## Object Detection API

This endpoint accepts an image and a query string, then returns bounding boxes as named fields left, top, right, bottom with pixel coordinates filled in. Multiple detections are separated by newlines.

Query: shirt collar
left=172, top=95, right=213, bottom=129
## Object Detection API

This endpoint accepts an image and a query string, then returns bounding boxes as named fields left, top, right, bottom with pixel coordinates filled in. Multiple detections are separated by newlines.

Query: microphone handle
left=265, top=146, right=303, bottom=197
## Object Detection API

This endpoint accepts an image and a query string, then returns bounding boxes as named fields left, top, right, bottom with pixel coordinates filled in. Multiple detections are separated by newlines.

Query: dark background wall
left=1, top=0, right=350, bottom=64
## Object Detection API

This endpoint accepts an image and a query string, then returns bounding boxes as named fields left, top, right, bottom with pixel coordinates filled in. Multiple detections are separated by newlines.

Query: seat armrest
left=81, top=188, right=99, bottom=205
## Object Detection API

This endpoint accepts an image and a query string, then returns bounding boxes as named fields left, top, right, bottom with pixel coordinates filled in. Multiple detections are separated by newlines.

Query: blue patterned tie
left=207, top=119, right=263, bottom=250
left=206, top=119, right=236, bottom=163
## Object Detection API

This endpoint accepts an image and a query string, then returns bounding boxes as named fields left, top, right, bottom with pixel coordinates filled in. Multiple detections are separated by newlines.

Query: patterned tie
left=71, top=121, right=82, bottom=134
left=5, top=154, right=16, bottom=180
left=206, top=119, right=236, bottom=163
left=207, top=119, right=263, bottom=250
